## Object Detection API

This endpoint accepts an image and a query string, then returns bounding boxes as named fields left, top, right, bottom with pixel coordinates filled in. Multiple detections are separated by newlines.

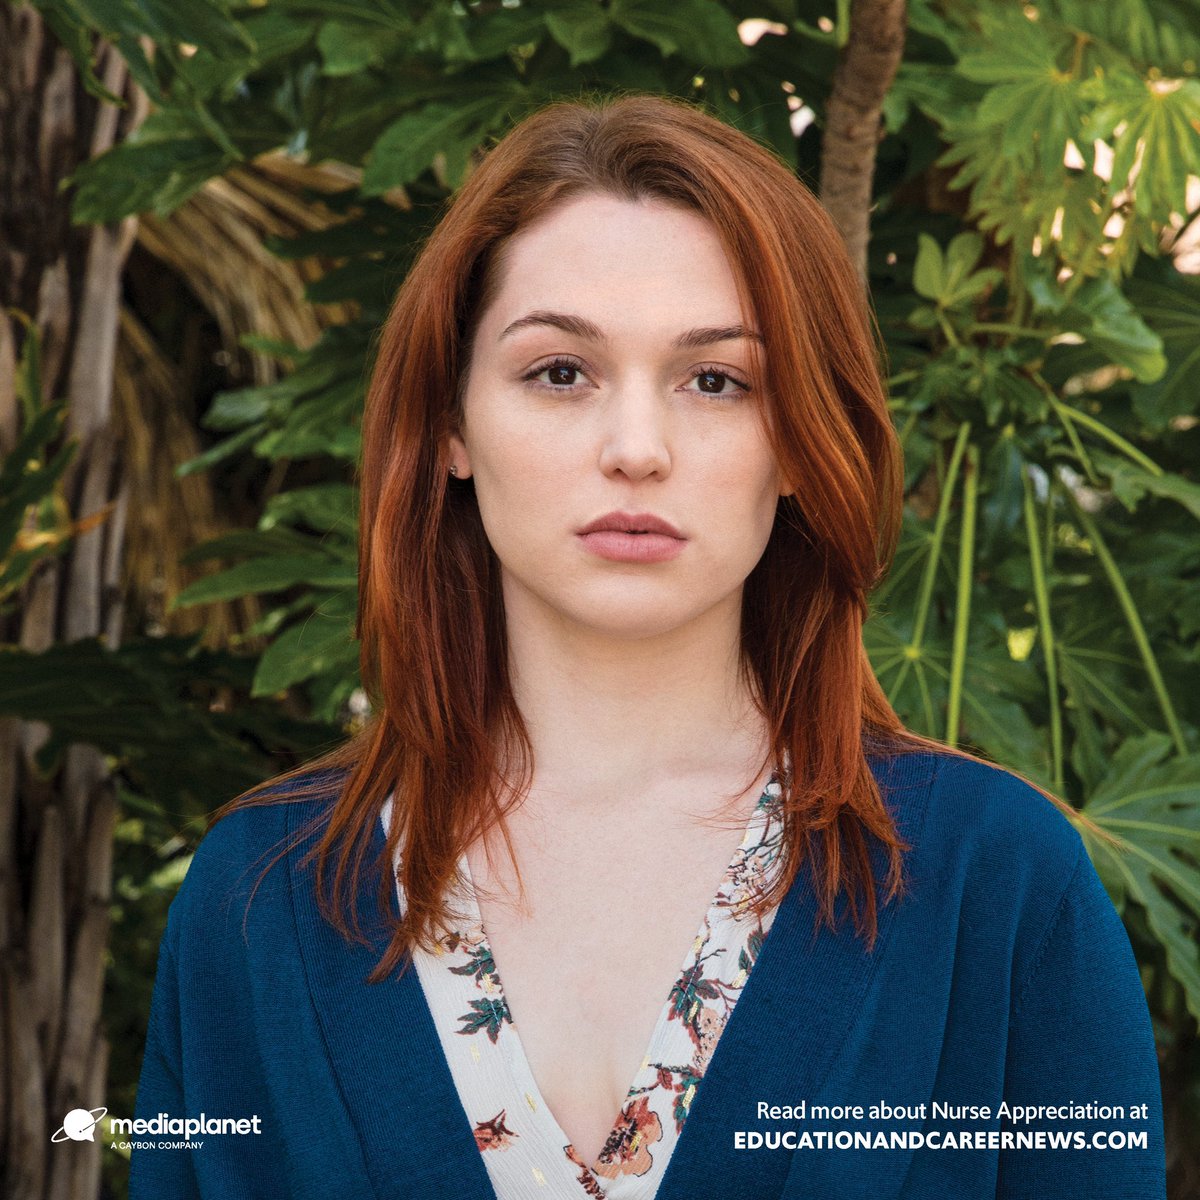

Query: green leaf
left=955, top=20, right=1064, bottom=85
left=361, top=96, right=508, bottom=194
left=0, top=634, right=337, bottom=802
left=66, top=0, right=252, bottom=57
left=203, top=358, right=343, bottom=431
left=1022, top=252, right=1069, bottom=314
left=1058, top=641, right=1151, bottom=740
left=172, top=555, right=356, bottom=607
left=178, top=527, right=317, bottom=566
left=913, top=233, right=945, bottom=300
left=704, top=66, right=798, bottom=169
left=978, top=430, right=1025, bottom=553
left=914, top=232, right=1003, bottom=309
left=238, top=8, right=320, bottom=64
left=1061, top=276, right=1166, bottom=383
left=260, top=484, right=359, bottom=534
left=465, top=7, right=548, bottom=59
left=69, top=138, right=232, bottom=223
left=974, top=355, right=1048, bottom=426
left=545, top=2, right=613, bottom=67
left=317, top=21, right=399, bottom=75
left=36, top=7, right=124, bottom=103
left=253, top=614, right=356, bottom=694
left=955, top=12, right=1080, bottom=175
left=176, top=425, right=264, bottom=477
left=1081, top=734, right=1200, bottom=1024
left=1126, top=266, right=1200, bottom=431
left=944, top=231, right=983, bottom=290
left=1095, top=76, right=1200, bottom=218
left=610, top=0, right=749, bottom=67
left=1099, top=454, right=1200, bottom=523
left=251, top=381, right=364, bottom=461
left=290, top=0, right=410, bottom=28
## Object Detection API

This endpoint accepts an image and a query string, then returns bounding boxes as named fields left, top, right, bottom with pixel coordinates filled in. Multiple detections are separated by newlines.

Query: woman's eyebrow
left=499, top=309, right=763, bottom=347
left=675, top=323, right=765, bottom=349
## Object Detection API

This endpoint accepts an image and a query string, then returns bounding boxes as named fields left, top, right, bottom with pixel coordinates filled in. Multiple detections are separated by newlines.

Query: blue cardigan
left=129, top=749, right=1166, bottom=1199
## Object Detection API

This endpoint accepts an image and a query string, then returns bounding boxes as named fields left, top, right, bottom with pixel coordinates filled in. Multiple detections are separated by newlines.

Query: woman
left=129, top=94, right=1166, bottom=1199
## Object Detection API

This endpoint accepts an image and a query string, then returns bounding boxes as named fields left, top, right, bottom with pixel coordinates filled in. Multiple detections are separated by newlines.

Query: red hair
left=216, top=92, right=1083, bottom=981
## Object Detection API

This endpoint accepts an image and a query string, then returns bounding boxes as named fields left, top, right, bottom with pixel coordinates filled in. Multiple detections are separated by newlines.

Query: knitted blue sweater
left=128, top=749, right=1166, bottom=1199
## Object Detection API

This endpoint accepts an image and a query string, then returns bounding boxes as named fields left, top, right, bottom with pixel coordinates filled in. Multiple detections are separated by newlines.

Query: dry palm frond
left=113, top=155, right=362, bottom=647
left=114, top=306, right=263, bottom=648
left=134, top=157, right=358, bottom=386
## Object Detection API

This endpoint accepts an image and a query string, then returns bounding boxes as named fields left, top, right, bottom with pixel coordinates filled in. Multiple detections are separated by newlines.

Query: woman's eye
left=546, top=363, right=579, bottom=386
left=526, top=358, right=585, bottom=388
left=691, top=369, right=749, bottom=396
left=524, top=360, right=749, bottom=395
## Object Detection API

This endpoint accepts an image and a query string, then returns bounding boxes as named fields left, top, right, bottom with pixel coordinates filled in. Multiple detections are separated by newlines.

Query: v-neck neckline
left=444, top=769, right=785, bottom=1189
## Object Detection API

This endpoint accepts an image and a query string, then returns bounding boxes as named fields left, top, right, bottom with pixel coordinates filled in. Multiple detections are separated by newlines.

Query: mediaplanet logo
left=52, top=1106, right=262, bottom=1150
left=52, top=1108, right=107, bottom=1143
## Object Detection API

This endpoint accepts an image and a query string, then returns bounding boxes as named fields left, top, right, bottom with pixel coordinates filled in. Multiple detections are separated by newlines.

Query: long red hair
left=215, top=92, right=1083, bottom=981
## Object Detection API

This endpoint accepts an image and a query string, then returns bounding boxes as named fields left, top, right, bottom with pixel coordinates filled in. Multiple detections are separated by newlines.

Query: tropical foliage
left=5, top=0, right=1200, bottom=1192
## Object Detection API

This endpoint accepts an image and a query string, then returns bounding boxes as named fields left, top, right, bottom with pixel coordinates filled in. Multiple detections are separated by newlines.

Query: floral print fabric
left=381, top=770, right=785, bottom=1200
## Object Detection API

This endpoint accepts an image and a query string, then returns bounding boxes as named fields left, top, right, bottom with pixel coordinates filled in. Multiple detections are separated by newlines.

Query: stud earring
left=449, top=464, right=458, bottom=477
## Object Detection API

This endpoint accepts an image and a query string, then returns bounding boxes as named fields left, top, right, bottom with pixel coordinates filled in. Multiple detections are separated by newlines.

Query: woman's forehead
left=477, top=193, right=756, bottom=340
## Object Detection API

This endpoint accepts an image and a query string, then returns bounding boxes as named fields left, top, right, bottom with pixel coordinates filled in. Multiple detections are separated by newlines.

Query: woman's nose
left=595, top=381, right=672, bottom=480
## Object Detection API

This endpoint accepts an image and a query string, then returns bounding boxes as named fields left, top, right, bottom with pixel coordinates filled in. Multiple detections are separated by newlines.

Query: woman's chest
left=463, top=819, right=758, bottom=1149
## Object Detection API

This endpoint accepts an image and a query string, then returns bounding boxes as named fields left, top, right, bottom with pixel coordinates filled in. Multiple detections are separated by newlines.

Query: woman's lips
left=577, top=530, right=686, bottom=563
left=577, top=510, right=684, bottom=538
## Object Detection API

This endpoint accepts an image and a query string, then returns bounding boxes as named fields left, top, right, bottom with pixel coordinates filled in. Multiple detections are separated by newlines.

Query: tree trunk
left=0, top=8, right=142, bottom=1198
left=819, top=0, right=908, bottom=284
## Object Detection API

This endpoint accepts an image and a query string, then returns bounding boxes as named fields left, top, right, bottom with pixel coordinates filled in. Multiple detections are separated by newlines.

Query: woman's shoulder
left=164, top=766, right=346, bottom=947
left=871, top=746, right=1118, bottom=1004
left=872, top=744, right=1085, bottom=903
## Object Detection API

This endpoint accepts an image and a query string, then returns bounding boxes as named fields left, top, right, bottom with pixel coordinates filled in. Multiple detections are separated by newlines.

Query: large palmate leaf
left=1080, top=734, right=1200, bottom=1023
left=1092, top=73, right=1200, bottom=217
left=955, top=11, right=1081, bottom=175
left=1126, top=261, right=1200, bottom=432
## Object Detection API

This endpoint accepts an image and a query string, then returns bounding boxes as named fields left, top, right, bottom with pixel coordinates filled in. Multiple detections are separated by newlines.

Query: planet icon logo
left=52, top=1107, right=107, bottom=1142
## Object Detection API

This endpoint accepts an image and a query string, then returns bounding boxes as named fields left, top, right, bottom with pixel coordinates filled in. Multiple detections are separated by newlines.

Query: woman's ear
left=446, top=431, right=473, bottom=480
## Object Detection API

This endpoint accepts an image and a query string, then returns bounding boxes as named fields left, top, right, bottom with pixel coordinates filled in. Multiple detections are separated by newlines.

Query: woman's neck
left=501, top=588, right=769, bottom=805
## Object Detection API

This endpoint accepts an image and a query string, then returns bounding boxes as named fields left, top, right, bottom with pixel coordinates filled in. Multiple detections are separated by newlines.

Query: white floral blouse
left=380, top=770, right=785, bottom=1199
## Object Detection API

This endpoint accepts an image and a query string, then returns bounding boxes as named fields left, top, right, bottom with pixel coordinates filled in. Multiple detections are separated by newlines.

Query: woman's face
left=449, top=191, right=789, bottom=643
